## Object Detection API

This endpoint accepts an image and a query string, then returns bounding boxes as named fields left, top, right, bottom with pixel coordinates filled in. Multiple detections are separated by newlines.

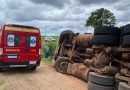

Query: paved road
left=0, top=62, right=87, bottom=90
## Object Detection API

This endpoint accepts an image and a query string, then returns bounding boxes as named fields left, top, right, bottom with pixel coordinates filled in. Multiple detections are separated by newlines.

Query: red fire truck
left=0, top=24, right=41, bottom=70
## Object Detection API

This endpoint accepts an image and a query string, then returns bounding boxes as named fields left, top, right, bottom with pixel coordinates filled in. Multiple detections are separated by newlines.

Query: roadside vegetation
left=42, top=36, right=59, bottom=64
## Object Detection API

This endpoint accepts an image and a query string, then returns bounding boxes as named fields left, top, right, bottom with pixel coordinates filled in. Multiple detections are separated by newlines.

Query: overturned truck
left=53, top=24, right=130, bottom=90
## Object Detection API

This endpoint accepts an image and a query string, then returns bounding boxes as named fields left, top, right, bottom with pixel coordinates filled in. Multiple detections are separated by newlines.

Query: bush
left=42, top=41, right=57, bottom=63
left=49, top=42, right=57, bottom=56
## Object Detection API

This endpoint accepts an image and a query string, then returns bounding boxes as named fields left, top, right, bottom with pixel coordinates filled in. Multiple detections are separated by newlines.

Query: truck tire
left=89, top=72, right=115, bottom=86
left=59, top=30, right=74, bottom=44
left=92, top=35, right=120, bottom=45
left=88, top=82, right=115, bottom=90
left=123, top=24, right=130, bottom=35
left=55, top=57, right=69, bottom=74
left=0, top=68, right=8, bottom=72
left=94, top=26, right=120, bottom=35
left=30, top=66, right=37, bottom=71
left=118, top=82, right=130, bottom=90
left=122, top=35, right=130, bottom=47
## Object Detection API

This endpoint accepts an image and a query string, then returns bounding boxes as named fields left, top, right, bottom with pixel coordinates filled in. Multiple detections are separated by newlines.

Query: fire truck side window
left=25, top=36, right=30, bottom=47
left=25, top=36, right=36, bottom=47
left=7, top=34, right=20, bottom=47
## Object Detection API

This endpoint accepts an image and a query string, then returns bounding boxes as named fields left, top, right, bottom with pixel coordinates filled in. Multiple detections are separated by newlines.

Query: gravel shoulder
left=0, top=62, right=87, bottom=90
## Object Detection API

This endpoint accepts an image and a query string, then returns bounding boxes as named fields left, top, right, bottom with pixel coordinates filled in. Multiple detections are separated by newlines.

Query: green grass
left=41, top=36, right=59, bottom=64
left=43, top=57, right=52, bottom=64
left=0, top=79, right=4, bottom=86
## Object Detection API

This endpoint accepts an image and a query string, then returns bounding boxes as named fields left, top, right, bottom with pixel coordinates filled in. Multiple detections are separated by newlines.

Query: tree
left=86, top=8, right=116, bottom=28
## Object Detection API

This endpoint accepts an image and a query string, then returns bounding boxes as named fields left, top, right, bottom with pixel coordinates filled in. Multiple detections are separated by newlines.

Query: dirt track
left=0, top=62, right=87, bottom=90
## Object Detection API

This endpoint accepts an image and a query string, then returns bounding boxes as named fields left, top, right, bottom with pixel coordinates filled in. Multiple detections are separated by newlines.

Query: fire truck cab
left=0, top=24, right=41, bottom=70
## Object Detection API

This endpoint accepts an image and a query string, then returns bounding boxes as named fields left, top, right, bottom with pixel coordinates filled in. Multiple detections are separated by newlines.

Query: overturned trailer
left=53, top=24, right=130, bottom=90
left=54, top=31, right=94, bottom=77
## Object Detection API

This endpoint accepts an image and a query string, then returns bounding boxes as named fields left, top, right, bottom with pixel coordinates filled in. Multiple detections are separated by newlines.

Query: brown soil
left=0, top=62, right=87, bottom=90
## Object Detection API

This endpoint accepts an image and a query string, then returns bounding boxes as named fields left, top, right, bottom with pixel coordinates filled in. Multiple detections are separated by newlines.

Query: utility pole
left=45, top=25, right=46, bottom=37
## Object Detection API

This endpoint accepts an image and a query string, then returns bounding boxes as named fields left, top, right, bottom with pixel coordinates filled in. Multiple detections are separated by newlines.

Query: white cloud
left=0, top=0, right=129, bottom=36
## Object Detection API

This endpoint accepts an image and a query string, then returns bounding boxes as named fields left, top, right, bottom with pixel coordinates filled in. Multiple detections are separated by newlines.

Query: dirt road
left=0, top=62, right=87, bottom=90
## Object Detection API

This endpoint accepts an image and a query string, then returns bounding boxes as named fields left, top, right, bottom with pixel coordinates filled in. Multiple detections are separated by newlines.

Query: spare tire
left=118, top=82, right=130, bottom=90
left=122, top=35, right=130, bottom=47
left=59, top=30, right=75, bottom=44
left=94, top=26, right=120, bottom=35
left=123, top=24, right=130, bottom=35
left=88, top=82, right=115, bottom=90
left=89, top=72, right=115, bottom=86
left=55, top=57, right=69, bottom=74
left=92, top=35, right=120, bottom=46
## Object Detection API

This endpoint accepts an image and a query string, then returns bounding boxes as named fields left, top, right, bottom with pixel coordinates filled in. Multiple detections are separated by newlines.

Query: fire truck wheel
left=118, top=82, right=130, bottom=90
left=0, top=68, right=5, bottom=72
left=123, top=24, right=130, bottom=35
left=92, top=35, right=120, bottom=45
left=30, top=66, right=37, bottom=71
left=59, top=30, right=74, bottom=44
left=55, top=57, right=69, bottom=74
left=94, top=26, right=120, bottom=35
left=122, top=35, right=130, bottom=47
left=88, top=82, right=115, bottom=90
left=89, top=72, right=115, bottom=86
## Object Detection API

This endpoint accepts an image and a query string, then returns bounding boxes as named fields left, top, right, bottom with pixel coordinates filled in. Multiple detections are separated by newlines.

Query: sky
left=0, top=0, right=130, bottom=36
